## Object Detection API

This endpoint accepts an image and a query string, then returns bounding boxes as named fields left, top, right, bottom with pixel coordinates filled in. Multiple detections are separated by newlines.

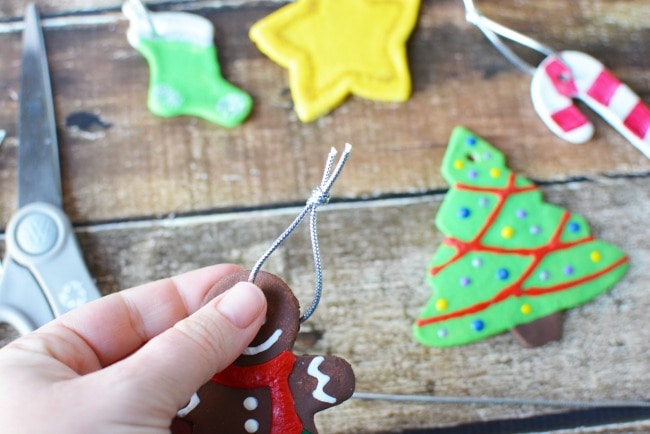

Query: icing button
left=244, top=419, right=259, bottom=433
left=243, top=397, right=258, bottom=411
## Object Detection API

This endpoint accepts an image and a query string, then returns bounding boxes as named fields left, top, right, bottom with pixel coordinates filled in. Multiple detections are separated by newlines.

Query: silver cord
left=353, top=392, right=650, bottom=409
left=248, top=143, right=352, bottom=323
left=462, top=0, right=555, bottom=75
left=128, top=0, right=158, bottom=37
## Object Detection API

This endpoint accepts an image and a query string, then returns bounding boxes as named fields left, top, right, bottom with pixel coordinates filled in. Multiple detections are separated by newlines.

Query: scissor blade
left=18, top=3, right=62, bottom=208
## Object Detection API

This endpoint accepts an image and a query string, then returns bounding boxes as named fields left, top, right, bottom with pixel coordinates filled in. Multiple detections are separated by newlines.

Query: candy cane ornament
left=462, top=0, right=650, bottom=158
left=531, top=51, right=650, bottom=158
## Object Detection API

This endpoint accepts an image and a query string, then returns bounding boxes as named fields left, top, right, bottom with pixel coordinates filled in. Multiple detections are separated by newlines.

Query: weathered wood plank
left=2, top=174, right=647, bottom=432
left=0, top=0, right=648, bottom=224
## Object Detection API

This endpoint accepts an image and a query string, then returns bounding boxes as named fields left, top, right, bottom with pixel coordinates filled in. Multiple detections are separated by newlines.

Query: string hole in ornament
left=465, top=153, right=477, bottom=162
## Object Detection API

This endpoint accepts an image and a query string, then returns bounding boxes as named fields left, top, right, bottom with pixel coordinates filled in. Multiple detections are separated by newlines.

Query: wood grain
left=0, top=0, right=648, bottom=224
left=0, top=0, right=649, bottom=432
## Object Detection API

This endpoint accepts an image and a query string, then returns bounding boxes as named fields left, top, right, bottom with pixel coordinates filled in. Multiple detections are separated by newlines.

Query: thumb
left=105, top=281, right=266, bottom=411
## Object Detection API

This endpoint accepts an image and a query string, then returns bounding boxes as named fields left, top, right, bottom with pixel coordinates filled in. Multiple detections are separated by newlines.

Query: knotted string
left=248, top=143, right=352, bottom=322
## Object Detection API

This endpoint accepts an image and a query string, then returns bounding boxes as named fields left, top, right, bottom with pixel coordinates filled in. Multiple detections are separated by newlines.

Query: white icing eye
left=244, top=418, right=259, bottom=433
left=243, top=397, right=258, bottom=411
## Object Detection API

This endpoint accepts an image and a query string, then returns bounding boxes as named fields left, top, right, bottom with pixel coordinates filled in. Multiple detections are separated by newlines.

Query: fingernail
left=215, top=282, right=266, bottom=329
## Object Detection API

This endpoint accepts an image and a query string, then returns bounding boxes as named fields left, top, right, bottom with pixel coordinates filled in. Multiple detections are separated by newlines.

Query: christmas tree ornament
left=173, top=145, right=355, bottom=434
left=249, top=0, right=420, bottom=122
left=413, top=127, right=629, bottom=348
left=462, top=0, right=650, bottom=158
left=122, top=0, right=252, bottom=127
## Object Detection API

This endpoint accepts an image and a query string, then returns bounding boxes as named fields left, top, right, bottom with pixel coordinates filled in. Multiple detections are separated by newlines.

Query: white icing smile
left=307, top=356, right=336, bottom=404
left=242, top=329, right=282, bottom=356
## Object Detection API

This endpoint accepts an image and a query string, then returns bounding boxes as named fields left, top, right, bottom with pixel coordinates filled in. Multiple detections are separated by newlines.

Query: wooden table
left=1, top=0, right=648, bottom=432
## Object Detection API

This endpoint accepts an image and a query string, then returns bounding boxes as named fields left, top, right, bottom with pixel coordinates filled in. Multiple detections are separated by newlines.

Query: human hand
left=0, top=264, right=267, bottom=434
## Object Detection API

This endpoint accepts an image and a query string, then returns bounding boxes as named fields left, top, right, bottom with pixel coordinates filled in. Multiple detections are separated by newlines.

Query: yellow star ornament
left=250, top=0, right=421, bottom=122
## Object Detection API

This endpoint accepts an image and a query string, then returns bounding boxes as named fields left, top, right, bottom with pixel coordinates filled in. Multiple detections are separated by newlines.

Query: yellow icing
left=249, top=0, right=421, bottom=122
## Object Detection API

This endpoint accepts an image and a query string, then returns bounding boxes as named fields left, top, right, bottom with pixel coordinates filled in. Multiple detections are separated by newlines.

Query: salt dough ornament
left=462, top=0, right=650, bottom=157
left=413, top=127, right=629, bottom=348
left=122, top=0, right=252, bottom=127
left=249, top=0, right=420, bottom=122
left=173, top=271, right=355, bottom=434
left=173, top=145, right=354, bottom=433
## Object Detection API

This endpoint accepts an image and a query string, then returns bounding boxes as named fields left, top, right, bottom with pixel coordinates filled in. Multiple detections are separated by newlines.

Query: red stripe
left=623, top=101, right=650, bottom=139
left=586, top=69, right=620, bottom=106
left=551, top=105, right=590, bottom=133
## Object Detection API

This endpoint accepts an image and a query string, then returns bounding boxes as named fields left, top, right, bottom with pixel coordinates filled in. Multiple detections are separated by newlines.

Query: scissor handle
left=4, top=202, right=100, bottom=326
left=0, top=257, right=52, bottom=334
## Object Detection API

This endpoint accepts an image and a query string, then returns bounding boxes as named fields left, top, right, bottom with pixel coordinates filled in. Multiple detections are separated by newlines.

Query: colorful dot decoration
left=460, top=277, right=471, bottom=286
left=521, top=304, right=532, bottom=315
left=458, top=207, right=471, bottom=219
left=466, top=137, right=477, bottom=147
left=454, top=160, right=464, bottom=170
left=478, top=197, right=490, bottom=207
left=435, top=298, right=448, bottom=311
left=489, top=168, right=501, bottom=178
left=568, top=221, right=581, bottom=232
left=501, top=226, right=514, bottom=239
left=564, top=265, right=574, bottom=275
left=496, top=268, right=509, bottom=280
left=471, top=319, right=485, bottom=332
left=530, top=225, right=542, bottom=235
left=516, top=209, right=527, bottom=218
left=590, top=251, right=601, bottom=262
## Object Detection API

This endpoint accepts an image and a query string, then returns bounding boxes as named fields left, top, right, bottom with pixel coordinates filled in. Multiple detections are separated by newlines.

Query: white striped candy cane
left=531, top=50, right=650, bottom=158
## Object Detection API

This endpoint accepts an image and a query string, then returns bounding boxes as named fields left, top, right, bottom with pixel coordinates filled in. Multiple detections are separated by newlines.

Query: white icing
left=176, top=392, right=200, bottom=417
left=242, top=329, right=282, bottom=356
left=244, top=418, right=259, bottom=433
left=307, top=356, right=336, bottom=404
left=243, top=396, right=258, bottom=411
left=122, top=0, right=214, bottom=47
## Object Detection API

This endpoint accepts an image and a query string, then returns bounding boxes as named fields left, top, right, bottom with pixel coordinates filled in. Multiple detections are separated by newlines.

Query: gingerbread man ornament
left=173, top=271, right=355, bottom=434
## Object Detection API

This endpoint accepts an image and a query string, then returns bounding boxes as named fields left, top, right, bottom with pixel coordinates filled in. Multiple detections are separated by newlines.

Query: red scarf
left=212, top=351, right=303, bottom=434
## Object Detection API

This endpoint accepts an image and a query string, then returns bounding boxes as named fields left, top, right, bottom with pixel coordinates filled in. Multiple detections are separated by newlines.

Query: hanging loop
left=248, top=143, right=352, bottom=322
left=462, top=0, right=555, bottom=75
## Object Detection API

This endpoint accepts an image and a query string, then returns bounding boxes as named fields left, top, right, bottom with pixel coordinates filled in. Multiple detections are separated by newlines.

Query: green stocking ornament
left=414, top=127, right=629, bottom=347
left=123, top=0, right=252, bottom=127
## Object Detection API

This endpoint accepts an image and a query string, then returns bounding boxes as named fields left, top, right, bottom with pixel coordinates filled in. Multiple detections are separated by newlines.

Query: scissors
left=0, top=4, right=101, bottom=335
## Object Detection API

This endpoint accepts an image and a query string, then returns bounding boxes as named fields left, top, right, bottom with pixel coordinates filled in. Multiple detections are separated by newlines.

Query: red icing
left=417, top=173, right=629, bottom=328
left=623, top=101, right=650, bottom=139
left=551, top=105, right=590, bottom=133
left=212, top=351, right=303, bottom=434
left=586, top=69, right=620, bottom=106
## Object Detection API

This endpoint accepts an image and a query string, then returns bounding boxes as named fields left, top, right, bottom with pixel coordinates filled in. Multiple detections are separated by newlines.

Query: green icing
left=414, top=127, right=629, bottom=347
left=134, top=38, right=252, bottom=127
